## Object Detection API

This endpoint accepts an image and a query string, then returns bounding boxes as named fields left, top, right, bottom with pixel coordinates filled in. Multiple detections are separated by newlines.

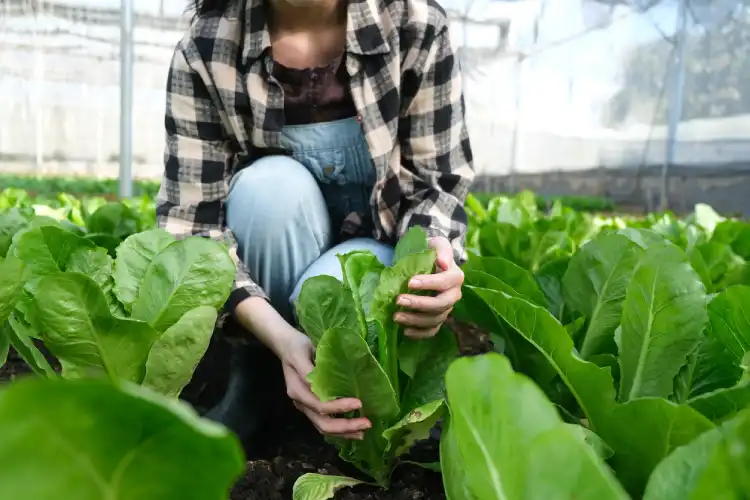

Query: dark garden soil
left=0, top=317, right=492, bottom=500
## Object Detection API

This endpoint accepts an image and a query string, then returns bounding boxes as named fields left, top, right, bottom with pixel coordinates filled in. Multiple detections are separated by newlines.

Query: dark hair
left=189, top=0, right=237, bottom=15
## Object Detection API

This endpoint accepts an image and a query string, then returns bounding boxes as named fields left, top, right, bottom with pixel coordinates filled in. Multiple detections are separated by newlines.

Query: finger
left=395, top=309, right=451, bottom=329
left=289, top=380, right=363, bottom=416
left=292, top=401, right=369, bottom=441
left=405, top=326, right=441, bottom=339
left=428, top=237, right=454, bottom=271
left=301, top=406, right=371, bottom=436
left=409, top=267, right=464, bottom=292
left=397, top=287, right=462, bottom=313
left=290, top=348, right=315, bottom=381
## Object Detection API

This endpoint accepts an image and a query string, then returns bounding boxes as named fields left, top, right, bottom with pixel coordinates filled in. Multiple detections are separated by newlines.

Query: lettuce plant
left=0, top=224, right=235, bottom=398
left=292, top=227, right=458, bottom=499
left=0, top=377, right=245, bottom=499
left=457, top=224, right=750, bottom=498
left=442, top=353, right=750, bottom=500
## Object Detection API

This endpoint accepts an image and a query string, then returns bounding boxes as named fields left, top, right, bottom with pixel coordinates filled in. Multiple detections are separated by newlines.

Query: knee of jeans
left=226, top=155, right=328, bottom=239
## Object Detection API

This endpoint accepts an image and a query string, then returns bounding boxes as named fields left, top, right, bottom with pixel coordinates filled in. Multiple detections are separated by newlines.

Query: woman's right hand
left=279, top=331, right=372, bottom=440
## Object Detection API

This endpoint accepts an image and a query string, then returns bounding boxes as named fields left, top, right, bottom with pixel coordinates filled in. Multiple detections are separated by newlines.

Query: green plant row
left=1, top=174, right=615, bottom=212
left=470, top=191, right=616, bottom=213
left=0, top=175, right=160, bottom=198
left=1, top=190, right=749, bottom=500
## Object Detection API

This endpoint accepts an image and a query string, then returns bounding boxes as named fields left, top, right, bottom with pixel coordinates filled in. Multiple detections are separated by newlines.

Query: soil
left=1, top=318, right=492, bottom=500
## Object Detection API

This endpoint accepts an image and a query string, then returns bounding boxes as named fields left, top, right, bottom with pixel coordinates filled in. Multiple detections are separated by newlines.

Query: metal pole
left=661, top=0, right=688, bottom=211
left=119, top=0, right=134, bottom=198
left=34, top=2, right=44, bottom=171
left=509, top=53, right=524, bottom=193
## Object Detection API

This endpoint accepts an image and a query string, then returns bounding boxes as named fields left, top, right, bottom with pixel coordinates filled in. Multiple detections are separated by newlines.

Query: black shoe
left=203, top=342, right=285, bottom=456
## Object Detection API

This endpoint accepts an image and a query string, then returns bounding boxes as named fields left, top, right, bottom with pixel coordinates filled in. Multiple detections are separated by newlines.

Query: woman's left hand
left=394, top=236, right=464, bottom=339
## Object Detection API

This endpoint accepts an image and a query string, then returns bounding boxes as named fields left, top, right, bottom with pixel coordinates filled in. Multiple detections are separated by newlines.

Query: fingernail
left=398, top=296, right=412, bottom=307
left=357, top=433, right=365, bottom=440
left=409, top=278, right=422, bottom=288
left=350, top=402, right=362, bottom=411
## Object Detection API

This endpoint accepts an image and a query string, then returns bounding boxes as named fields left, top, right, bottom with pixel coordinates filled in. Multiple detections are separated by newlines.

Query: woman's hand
left=395, top=236, right=464, bottom=339
left=279, top=331, right=372, bottom=440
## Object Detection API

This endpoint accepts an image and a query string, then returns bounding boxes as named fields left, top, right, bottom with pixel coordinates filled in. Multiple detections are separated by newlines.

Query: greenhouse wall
left=1, top=0, right=749, bottom=213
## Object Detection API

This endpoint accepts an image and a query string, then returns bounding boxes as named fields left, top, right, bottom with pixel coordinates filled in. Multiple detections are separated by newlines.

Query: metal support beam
left=661, top=0, right=688, bottom=211
left=119, top=0, right=134, bottom=198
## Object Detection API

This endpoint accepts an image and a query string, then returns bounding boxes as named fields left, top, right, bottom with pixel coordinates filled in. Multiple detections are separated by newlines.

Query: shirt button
left=356, top=114, right=363, bottom=123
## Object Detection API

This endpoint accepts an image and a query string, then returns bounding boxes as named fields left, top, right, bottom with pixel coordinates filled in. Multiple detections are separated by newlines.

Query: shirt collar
left=241, top=0, right=390, bottom=65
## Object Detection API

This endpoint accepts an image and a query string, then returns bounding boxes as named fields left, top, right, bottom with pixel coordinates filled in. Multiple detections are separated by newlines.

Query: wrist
left=234, top=296, right=305, bottom=359
left=269, top=326, right=305, bottom=360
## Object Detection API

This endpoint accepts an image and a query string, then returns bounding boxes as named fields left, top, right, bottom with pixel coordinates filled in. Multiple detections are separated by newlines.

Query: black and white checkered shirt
left=157, top=0, right=475, bottom=315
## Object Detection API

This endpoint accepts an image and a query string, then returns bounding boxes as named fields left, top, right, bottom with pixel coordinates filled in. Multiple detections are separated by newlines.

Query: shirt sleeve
left=156, top=41, right=268, bottom=325
left=397, top=26, right=475, bottom=264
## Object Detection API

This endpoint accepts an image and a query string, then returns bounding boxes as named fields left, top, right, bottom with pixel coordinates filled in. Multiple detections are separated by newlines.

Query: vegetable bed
left=0, top=344, right=445, bottom=500
left=2, top=187, right=750, bottom=500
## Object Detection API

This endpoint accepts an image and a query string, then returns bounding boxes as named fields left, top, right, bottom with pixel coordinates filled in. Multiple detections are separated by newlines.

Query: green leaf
left=707, top=285, right=750, bottom=363
left=0, top=377, right=245, bottom=499
left=338, top=251, right=385, bottom=338
left=679, top=337, right=743, bottom=399
left=65, top=247, right=113, bottom=289
left=693, top=203, right=724, bottom=236
left=142, top=306, right=218, bottom=398
left=440, top=413, right=478, bottom=500
left=617, top=227, right=665, bottom=249
left=131, top=237, right=235, bottom=333
left=308, top=327, right=399, bottom=420
left=296, top=275, right=361, bottom=347
left=463, top=269, right=522, bottom=298
left=0, top=254, right=25, bottom=324
left=563, top=424, right=614, bottom=460
left=535, top=257, right=570, bottom=322
left=618, top=243, right=708, bottom=401
left=695, top=242, right=744, bottom=288
left=443, top=354, right=628, bottom=500
left=0, top=323, right=8, bottom=368
left=112, top=228, right=175, bottom=312
left=393, top=226, right=430, bottom=264
left=383, top=399, right=445, bottom=456
left=399, top=327, right=458, bottom=413
left=602, top=398, right=714, bottom=496
left=688, top=247, right=713, bottom=293
left=0, top=210, right=28, bottom=258
left=370, top=249, right=435, bottom=397
left=10, top=225, right=94, bottom=293
left=85, top=233, right=121, bottom=257
left=292, top=473, right=364, bottom=500
left=469, top=287, right=617, bottom=430
left=65, top=247, right=126, bottom=317
left=6, top=314, right=56, bottom=377
left=688, top=381, right=750, bottom=423
left=642, top=409, right=750, bottom=500
left=563, top=233, right=642, bottom=359
left=34, top=272, right=159, bottom=382
left=464, top=255, right=547, bottom=306
left=85, top=202, right=139, bottom=239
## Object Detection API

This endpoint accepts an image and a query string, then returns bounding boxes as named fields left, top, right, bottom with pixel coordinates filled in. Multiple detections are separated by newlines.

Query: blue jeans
left=226, top=117, right=393, bottom=321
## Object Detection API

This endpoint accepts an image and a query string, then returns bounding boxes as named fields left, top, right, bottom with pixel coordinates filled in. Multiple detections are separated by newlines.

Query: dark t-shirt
left=271, top=53, right=356, bottom=125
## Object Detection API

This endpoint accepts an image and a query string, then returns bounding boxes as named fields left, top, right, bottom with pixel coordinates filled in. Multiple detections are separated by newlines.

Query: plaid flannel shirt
left=157, top=0, right=475, bottom=319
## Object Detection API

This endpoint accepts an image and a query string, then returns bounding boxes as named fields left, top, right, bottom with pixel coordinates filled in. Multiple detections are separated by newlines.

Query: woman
left=157, top=0, right=474, bottom=447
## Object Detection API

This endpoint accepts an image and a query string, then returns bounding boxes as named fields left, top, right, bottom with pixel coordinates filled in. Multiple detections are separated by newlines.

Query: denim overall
left=225, top=116, right=393, bottom=321
left=280, top=116, right=376, bottom=232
